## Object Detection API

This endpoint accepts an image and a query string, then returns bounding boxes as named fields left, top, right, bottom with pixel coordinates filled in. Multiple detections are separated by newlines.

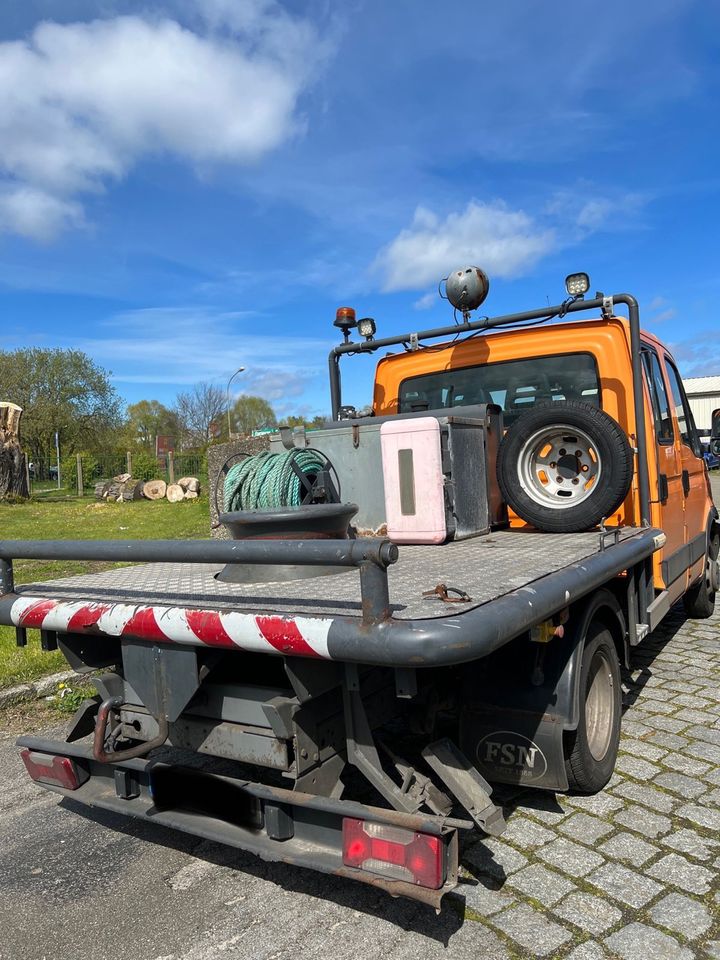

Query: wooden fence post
left=126, top=450, right=132, bottom=476
left=168, top=450, right=175, bottom=485
left=76, top=453, right=84, bottom=497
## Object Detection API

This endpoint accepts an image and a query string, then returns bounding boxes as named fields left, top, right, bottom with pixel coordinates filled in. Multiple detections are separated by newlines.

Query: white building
left=683, top=376, right=720, bottom=439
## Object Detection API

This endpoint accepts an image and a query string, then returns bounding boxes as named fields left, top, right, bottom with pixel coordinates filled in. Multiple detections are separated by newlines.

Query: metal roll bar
left=328, top=293, right=651, bottom=527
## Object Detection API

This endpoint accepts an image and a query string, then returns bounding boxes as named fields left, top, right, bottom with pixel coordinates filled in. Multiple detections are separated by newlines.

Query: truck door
left=663, top=356, right=709, bottom=588
left=641, top=347, right=684, bottom=589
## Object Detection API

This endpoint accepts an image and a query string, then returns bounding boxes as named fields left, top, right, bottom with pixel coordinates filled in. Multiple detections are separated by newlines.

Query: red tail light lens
left=20, top=749, right=85, bottom=790
left=342, top=818, right=444, bottom=889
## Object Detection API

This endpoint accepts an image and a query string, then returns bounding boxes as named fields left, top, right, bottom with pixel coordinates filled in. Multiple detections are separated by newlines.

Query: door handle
left=682, top=469, right=690, bottom=496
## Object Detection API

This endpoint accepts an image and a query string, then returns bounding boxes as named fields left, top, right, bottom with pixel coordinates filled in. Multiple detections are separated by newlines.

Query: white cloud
left=0, top=185, right=83, bottom=240
left=0, top=3, right=328, bottom=239
left=413, top=291, right=437, bottom=310
left=646, top=296, right=677, bottom=324
left=547, top=188, right=648, bottom=233
left=376, top=201, right=556, bottom=293
left=52, top=306, right=332, bottom=416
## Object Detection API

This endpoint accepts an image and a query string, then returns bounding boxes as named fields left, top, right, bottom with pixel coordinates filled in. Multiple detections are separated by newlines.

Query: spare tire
left=497, top=401, right=633, bottom=533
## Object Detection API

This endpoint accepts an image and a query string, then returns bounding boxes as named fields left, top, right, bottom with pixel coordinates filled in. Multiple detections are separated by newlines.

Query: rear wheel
left=683, top=531, right=720, bottom=619
left=564, top=624, right=621, bottom=793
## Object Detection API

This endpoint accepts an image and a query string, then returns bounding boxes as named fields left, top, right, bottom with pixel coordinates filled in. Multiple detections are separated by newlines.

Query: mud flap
left=458, top=629, right=583, bottom=792
left=461, top=707, right=568, bottom=791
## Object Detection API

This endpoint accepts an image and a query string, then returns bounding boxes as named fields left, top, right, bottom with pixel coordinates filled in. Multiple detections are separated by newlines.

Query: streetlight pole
left=226, top=367, right=246, bottom=440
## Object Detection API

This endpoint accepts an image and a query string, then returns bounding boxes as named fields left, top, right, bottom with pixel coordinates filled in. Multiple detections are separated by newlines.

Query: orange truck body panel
left=372, top=316, right=713, bottom=592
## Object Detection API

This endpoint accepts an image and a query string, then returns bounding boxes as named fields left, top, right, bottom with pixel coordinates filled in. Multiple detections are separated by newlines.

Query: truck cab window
left=641, top=350, right=673, bottom=443
left=398, top=353, right=601, bottom=426
left=664, top=358, right=701, bottom=455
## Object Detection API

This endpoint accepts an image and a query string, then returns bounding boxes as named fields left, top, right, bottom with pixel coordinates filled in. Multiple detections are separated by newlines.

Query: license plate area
left=150, top=766, right=263, bottom=830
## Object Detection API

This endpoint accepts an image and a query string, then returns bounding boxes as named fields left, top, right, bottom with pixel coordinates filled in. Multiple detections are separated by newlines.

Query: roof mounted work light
left=357, top=317, right=376, bottom=340
left=565, top=272, right=590, bottom=297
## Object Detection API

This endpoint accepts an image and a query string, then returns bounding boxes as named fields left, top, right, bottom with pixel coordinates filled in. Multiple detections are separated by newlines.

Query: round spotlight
left=445, top=266, right=490, bottom=312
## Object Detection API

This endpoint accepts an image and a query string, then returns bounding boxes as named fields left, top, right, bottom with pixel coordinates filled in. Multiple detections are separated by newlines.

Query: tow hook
left=92, top=696, right=169, bottom=764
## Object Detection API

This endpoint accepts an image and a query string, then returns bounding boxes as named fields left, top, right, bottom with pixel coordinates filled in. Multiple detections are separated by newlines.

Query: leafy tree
left=232, top=395, right=277, bottom=436
left=174, top=382, right=227, bottom=449
left=0, top=348, right=122, bottom=461
left=124, top=400, right=181, bottom=450
left=60, top=451, right=99, bottom=490
left=280, top=413, right=328, bottom=429
left=132, top=451, right=162, bottom=482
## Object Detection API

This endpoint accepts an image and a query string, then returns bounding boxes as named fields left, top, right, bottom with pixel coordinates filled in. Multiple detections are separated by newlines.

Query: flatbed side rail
left=0, top=537, right=398, bottom=626
left=0, top=528, right=664, bottom=668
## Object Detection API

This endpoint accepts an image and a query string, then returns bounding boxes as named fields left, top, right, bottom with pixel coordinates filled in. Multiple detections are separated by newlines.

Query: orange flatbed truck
left=2, top=268, right=716, bottom=909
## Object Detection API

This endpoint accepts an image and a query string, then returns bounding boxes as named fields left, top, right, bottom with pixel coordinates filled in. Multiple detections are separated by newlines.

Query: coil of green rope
left=223, top=449, right=331, bottom=512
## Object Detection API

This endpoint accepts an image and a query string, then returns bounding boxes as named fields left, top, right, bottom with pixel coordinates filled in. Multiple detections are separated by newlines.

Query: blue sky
left=1, top=0, right=719, bottom=418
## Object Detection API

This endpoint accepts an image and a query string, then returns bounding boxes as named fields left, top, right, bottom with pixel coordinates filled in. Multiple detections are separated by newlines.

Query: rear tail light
left=342, top=818, right=444, bottom=889
left=20, top=749, right=86, bottom=790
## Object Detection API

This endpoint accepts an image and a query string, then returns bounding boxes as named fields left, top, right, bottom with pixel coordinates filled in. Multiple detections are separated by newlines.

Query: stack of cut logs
left=95, top=474, right=201, bottom=503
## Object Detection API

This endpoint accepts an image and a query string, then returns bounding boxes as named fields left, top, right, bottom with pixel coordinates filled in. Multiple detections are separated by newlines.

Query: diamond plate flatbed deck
left=17, top=528, right=641, bottom=621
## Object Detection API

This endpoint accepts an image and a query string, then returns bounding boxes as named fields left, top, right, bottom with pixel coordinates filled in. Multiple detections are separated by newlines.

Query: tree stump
left=120, top=479, right=144, bottom=501
left=178, top=476, right=200, bottom=494
left=143, top=480, right=167, bottom=500
left=0, top=402, right=29, bottom=499
left=166, top=483, right=184, bottom=503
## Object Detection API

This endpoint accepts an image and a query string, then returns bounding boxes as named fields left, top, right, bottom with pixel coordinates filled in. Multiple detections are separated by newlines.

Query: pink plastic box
left=380, top=417, right=447, bottom=544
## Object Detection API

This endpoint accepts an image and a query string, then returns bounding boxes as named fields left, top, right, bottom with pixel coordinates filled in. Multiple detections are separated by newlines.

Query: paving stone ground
left=458, top=600, right=720, bottom=958
left=2, top=490, right=720, bottom=959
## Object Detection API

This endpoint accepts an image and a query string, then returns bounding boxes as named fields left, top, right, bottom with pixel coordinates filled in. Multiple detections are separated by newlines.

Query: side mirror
left=712, top=408, right=720, bottom=439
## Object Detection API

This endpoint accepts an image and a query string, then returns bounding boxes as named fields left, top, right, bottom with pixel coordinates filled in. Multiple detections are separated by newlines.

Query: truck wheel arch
left=563, top=588, right=627, bottom=732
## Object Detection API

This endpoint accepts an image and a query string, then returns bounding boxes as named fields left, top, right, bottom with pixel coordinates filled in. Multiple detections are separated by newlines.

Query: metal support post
left=0, top=558, right=14, bottom=595
left=358, top=558, right=392, bottom=624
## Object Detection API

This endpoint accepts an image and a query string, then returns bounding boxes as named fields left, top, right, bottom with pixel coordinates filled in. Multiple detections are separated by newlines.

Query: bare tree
left=174, top=382, right=227, bottom=449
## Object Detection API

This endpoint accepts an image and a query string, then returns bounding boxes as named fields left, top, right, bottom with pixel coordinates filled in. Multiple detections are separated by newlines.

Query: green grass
left=0, top=496, right=210, bottom=689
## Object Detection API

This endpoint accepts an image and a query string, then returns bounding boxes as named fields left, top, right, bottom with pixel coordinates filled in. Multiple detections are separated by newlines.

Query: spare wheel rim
left=517, top=424, right=602, bottom=509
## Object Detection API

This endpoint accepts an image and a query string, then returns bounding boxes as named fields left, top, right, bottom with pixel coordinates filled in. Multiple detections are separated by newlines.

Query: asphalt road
left=0, top=721, right=508, bottom=960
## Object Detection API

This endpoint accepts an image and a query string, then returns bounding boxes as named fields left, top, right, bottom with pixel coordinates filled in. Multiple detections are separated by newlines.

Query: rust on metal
left=93, top=696, right=169, bottom=764
left=422, top=583, right=472, bottom=603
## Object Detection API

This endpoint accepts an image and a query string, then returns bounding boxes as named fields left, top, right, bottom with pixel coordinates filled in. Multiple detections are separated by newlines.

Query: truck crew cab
left=2, top=267, right=716, bottom=909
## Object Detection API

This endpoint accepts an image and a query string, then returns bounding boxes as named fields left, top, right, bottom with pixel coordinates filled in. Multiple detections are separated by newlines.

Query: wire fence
left=28, top=451, right=208, bottom=497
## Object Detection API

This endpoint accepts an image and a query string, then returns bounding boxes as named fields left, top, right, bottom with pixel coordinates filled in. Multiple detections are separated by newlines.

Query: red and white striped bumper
left=10, top=595, right=333, bottom=659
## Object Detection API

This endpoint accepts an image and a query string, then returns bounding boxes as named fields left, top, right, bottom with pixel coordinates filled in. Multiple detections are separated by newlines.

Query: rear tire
left=683, top=531, right=719, bottom=619
left=564, top=624, right=621, bottom=793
